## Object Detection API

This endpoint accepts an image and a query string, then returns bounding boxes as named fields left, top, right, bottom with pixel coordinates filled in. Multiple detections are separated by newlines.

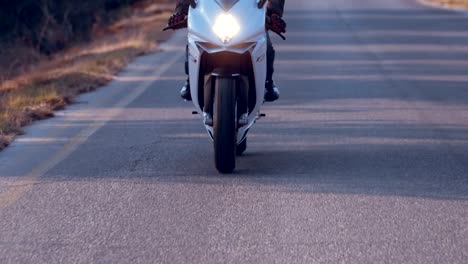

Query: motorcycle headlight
left=212, top=13, right=240, bottom=44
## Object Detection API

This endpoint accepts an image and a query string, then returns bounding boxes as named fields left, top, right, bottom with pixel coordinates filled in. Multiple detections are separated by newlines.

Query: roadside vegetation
left=0, top=0, right=173, bottom=150
left=424, top=0, right=468, bottom=8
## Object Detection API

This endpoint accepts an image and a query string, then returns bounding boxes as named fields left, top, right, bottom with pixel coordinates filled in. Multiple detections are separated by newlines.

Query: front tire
left=214, top=77, right=237, bottom=173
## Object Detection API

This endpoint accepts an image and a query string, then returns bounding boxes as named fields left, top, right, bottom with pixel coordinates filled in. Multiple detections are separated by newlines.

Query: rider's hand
left=168, top=12, right=187, bottom=30
left=268, top=13, right=287, bottom=33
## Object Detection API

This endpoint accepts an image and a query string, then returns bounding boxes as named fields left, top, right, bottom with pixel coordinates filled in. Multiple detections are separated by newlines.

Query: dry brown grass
left=424, top=0, right=468, bottom=8
left=0, top=0, right=174, bottom=150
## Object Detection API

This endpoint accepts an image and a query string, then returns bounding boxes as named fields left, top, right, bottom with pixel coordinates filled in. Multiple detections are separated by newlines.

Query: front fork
left=203, top=72, right=249, bottom=127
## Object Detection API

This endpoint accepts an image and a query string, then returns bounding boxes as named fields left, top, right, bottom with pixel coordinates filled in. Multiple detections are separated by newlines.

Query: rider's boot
left=264, top=80, right=280, bottom=102
left=180, top=78, right=192, bottom=101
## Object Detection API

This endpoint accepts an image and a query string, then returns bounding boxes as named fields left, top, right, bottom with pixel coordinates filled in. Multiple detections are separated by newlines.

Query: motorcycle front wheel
left=213, top=76, right=237, bottom=173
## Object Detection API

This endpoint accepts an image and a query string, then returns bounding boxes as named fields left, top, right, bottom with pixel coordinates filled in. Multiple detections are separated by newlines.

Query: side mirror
left=257, top=0, right=267, bottom=8
left=190, top=0, right=197, bottom=8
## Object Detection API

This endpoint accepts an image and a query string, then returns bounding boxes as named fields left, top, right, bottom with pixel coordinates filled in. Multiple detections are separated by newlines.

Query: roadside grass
left=0, top=0, right=173, bottom=150
left=424, top=0, right=468, bottom=8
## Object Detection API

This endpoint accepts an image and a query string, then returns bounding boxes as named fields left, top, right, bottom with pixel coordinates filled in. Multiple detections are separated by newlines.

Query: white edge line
left=0, top=51, right=184, bottom=208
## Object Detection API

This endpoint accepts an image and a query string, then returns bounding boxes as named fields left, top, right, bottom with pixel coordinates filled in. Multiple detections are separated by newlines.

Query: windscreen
left=215, top=0, right=241, bottom=11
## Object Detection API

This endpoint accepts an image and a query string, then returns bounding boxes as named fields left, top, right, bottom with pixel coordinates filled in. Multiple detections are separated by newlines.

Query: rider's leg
left=180, top=44, right=192, bottom=101
left=264, top=32, right=280, bottom=102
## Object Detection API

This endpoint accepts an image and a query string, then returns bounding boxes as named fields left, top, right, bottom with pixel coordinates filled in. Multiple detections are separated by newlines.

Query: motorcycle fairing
left=188, top=0, right=266, bottom=47
left=215, top=0, right=240, bottom=11
left=187, top=0, right=267, bottom=144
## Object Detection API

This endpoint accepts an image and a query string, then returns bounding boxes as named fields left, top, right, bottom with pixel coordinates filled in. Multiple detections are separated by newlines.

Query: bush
left=0, top=0, right=143, bottom=54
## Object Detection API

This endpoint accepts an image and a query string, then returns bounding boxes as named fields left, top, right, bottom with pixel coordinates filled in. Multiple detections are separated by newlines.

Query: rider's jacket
left=175, top=0, right=285, bottom=16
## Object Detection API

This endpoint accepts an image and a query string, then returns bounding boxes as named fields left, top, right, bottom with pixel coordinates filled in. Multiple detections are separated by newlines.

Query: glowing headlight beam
left=212, top=13, right=240, bottom=44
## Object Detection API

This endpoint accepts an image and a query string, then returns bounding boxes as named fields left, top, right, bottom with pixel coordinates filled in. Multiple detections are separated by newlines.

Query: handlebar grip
left=162, top=20, right=188, bottom=31
left=266, top=25, right=286, bottom=40
left=276, top=32, right=286, bottom=40
left=189, top=0, right=197, bottom=8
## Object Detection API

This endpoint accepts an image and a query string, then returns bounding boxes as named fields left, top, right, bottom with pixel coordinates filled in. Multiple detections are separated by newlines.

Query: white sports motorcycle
left=166, top=0, right=284, bottom=173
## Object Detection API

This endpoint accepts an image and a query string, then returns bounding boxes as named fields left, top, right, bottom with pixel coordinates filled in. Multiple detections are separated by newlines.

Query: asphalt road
left=1, top=0, right=467, bottom=263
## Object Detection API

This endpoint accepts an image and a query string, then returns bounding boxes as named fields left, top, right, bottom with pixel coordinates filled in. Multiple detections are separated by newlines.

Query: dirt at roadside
left=421, top=0, right=468, bottom=9
left=0, top=0, right=176, bottom=150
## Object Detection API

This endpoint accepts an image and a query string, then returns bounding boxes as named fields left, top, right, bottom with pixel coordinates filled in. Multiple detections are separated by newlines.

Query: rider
left=168, top=0, right=286, bottom=102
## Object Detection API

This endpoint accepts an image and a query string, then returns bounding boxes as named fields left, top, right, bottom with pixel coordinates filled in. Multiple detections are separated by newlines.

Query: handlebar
left=163, top=20, right=187, bottom=31
left=163, top=18, right=286, bottom=41
left=267, top=26, right=286, bottom=40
